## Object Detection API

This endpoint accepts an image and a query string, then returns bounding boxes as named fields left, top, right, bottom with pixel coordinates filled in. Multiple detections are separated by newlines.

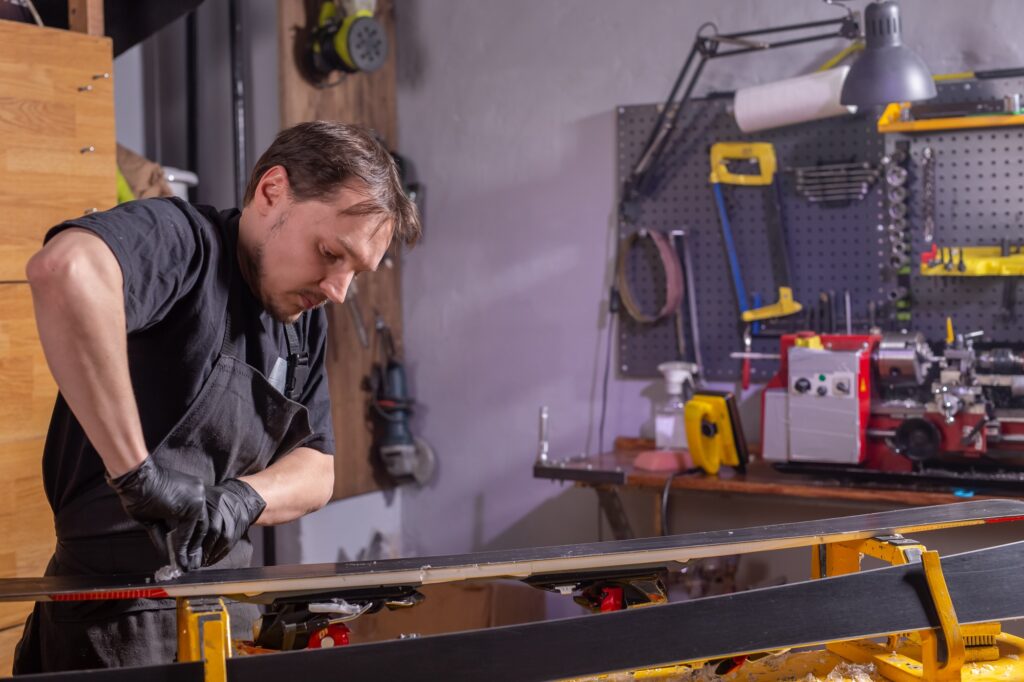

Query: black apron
left=13, top=205, right=313, bottom=673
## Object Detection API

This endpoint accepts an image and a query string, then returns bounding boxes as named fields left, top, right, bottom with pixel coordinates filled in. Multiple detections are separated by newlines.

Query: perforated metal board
left=900, top=77, right=1024, bottom=342
left=617, top=98, right=886, bottom=380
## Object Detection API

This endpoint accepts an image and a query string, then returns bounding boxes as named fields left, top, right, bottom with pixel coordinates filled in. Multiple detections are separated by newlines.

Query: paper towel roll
left=734, top=66, right=857, bottom=133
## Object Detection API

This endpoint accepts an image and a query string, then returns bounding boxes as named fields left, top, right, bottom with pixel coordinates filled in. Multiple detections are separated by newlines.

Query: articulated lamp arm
left=619, top=12, right=860, bottom=223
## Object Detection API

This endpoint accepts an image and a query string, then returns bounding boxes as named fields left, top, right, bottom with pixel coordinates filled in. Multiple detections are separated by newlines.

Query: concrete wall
left=393, top=0, right=1024, bottom=563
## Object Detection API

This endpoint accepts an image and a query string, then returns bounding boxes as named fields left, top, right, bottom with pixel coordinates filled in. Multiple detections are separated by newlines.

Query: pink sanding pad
left=634, top=449, right=692, bottom=472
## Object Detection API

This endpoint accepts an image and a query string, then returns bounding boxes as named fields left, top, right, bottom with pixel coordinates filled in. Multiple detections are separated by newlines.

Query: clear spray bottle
left=654, top=361, right=697, bottom=450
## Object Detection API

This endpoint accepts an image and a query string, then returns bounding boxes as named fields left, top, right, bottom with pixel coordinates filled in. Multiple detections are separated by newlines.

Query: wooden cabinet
left=0, top=18, right=116, bottom=669
left=0, top=285, right=57, bottom=621
left=0, top=18, right=116, bottom=280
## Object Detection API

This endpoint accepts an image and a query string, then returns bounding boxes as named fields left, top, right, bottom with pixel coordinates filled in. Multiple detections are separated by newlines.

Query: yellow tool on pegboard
left=683, top=391, right=748, bottom=475
left=920, top=244, right=1024, bottom=276
left=709, top=142, right=801, bottom=388
left=709, top=142, right=778, bottom=186
left=878, top=100, right=1024, bottom=133
left=708, top=142, right=802, bottom=323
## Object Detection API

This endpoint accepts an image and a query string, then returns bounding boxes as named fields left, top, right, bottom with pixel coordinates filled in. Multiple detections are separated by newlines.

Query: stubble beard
left=241, top=211, right=298, bottom=324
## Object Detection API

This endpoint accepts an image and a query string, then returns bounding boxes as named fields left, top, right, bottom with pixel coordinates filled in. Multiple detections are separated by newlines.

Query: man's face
left=244, top=183, right=392, bottom=324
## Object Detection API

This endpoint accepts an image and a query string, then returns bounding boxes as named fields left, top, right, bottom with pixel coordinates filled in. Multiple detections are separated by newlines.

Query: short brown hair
left=244, top=121, right=420, bottom=246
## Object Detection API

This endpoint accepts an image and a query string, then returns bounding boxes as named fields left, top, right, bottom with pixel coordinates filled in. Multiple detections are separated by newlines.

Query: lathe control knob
left=795, top=378, right=811, bottom=393
left=835, top=381, right=850, bottom=394
left=816, top=386, right=828, bottom=396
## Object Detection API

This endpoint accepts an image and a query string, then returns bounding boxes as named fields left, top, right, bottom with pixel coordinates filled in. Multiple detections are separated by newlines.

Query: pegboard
left=900, top=77, right=1024, bottom=342
left=616, top=98, right=887, bottom=380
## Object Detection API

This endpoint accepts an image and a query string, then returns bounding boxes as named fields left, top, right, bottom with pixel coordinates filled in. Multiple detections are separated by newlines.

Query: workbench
left=534, top=441, right=1018, bottom=540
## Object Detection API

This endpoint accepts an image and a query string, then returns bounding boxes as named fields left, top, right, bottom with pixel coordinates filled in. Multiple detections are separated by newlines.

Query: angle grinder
left=366, top=314, right=436, bottom=485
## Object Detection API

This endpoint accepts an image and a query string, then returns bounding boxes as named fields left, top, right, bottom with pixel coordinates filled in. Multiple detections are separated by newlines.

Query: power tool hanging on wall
left=308, top=0, right=388, bottom=80
left=365, top=312, right=436, bottom=485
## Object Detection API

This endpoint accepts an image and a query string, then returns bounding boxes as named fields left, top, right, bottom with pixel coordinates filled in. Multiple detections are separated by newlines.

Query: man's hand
left=107, top=457, right=208, bottom=570
left=202, top=479, right=266, bottom=567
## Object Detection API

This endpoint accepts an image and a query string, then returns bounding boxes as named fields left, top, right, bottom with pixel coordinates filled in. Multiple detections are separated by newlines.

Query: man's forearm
left=239, top=447, right=335, bottom=525
left=27, top=229, right=149, bottom=478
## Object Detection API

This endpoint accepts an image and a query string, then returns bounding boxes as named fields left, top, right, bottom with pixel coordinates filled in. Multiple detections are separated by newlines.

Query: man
left=13, top=121, right=421, bottom=672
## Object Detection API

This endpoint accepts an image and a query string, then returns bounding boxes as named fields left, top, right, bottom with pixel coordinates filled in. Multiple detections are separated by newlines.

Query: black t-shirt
left=41, top=197, right=335, bottom=515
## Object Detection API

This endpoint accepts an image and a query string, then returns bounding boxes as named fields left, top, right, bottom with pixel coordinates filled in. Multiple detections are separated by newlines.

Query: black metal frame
left=619, top=14, right=861, bottom=221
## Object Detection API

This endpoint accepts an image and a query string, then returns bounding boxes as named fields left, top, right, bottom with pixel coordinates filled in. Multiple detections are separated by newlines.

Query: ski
left=0, top=499, right=1019, bottom=603
left=11, top=537, right=1021, bottom=681
left=226, top=538, right=1024, bottom=682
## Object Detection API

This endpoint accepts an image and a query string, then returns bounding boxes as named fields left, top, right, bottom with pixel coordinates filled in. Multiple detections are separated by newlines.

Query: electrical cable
left=660, top=467, right=703, bottom=536
left=597, top=297, right=616, bottom=457
left=314, top=76, right=348, bottom=89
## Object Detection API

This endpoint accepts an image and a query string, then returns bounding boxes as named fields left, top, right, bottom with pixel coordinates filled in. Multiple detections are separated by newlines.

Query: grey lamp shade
left=840, top=1, right=936, bottom=107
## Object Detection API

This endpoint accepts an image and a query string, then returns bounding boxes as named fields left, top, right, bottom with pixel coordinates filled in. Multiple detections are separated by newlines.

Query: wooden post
left=68, top=0, right=104, bottom=36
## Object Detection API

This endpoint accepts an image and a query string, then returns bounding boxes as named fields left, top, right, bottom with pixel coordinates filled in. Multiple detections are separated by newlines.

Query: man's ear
left=254, top=165, right=290, bottom=213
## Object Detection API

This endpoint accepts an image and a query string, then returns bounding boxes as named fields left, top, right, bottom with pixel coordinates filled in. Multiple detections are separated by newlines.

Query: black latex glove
left=107, top=457, right=208, bottom=571
left=202, top=479, right=266, bottom=567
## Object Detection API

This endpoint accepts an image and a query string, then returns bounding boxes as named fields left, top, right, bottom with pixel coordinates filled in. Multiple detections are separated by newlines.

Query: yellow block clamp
left=177, top=597, right=232, bottom=682
left=740, top=287, right=799, bottom=323
left=811, top=533, right=1016, bottom=681
left=684, top=392, right=746, bottom=475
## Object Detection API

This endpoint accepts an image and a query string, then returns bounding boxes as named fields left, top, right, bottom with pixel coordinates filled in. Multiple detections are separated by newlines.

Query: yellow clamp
left=813, top=535, right=926, bottom=579
left=741, top=286, right=801, bottom=322
left=821, top=545, right=965, bottom=681
left=708, top=142, right=777, bottom=186
left=919, top=550, right=966, bottom=680
left=177, top=597, right=232, bottom=682
left=684, top=395, right=741, bottom=475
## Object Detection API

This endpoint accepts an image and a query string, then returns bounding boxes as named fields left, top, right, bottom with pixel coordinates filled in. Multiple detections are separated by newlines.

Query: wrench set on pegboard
left=615, top=76, right=1024, bottom=381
